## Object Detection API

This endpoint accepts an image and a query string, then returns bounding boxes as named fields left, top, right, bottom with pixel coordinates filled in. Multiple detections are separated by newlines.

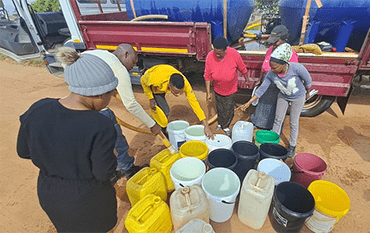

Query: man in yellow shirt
left=141, top=64, right=213, bottom=139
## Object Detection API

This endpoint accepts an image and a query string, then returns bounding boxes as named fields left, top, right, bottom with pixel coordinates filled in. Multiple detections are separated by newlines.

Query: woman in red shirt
left=204, top=36, right=248, bottom=136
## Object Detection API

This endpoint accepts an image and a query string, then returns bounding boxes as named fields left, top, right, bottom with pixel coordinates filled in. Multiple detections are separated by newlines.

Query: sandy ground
left=1, top=59, right=370, bottom=233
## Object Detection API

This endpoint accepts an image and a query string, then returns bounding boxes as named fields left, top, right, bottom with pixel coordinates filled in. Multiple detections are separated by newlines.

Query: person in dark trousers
left=250, top=25, right=299, bottom=130
left=17, top=47, right=119, bottom=232
left=83, top=44, right=158, bottom=179
left=238, top=43, right=312, bottom=158
left=204, top=36, right=248, bottom=136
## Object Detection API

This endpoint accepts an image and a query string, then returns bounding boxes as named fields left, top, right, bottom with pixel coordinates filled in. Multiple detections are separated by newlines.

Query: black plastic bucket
left=207, top=148, right=238, bottom=170
left=232, top=141, right=259, bottom=182
left=259, top=143, right=288, bottom=161
left=269, top=181, right=315, bottom=233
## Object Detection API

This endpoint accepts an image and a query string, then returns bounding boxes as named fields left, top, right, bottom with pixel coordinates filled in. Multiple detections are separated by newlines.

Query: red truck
left=2, top=0, right=369, bottom=117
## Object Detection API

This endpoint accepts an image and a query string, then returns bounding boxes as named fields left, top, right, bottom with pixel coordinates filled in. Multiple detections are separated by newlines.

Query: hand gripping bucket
left=167, top=120, right=190, bottom=151
left=306, top=180, right=351, bottom=233
left=170, top=157, right=206, bottom=190
left=202, top=167, right=241, bottom=222
left=291, top=153, right=327, bottom=188
left=270, top=182, right=315, bottom=233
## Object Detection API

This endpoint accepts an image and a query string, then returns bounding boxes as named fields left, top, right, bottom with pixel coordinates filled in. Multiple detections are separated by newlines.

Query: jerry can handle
left=135, top=197, right=161, bottom=221
left=137, top=168, right=156, bottom=185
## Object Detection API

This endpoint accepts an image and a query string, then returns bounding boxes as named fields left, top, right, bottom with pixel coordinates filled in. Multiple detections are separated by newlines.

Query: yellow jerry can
left=125, top=194, right=173, bottom=233
left=150, top=148, right=181, bottom=192
left=126, top=167, right=167, bottom=206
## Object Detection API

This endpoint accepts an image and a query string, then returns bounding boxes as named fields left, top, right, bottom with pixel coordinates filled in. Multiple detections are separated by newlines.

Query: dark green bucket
left=254, top=130, right=280, bottom=148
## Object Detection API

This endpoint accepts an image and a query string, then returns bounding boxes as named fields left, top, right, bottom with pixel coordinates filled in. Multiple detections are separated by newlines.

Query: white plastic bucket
left=257, top=158, right=291, bottom=185
left=185, top=125, right=206, bottom=143
left=167, top=120, right=190, bottom=151
left=206, top=134, right=233, bottom=152
left=232, top=121, right=254, bottom=143
left=201, top=167, right=241, bottom=222
left=170, top=157, right=206, bottom=190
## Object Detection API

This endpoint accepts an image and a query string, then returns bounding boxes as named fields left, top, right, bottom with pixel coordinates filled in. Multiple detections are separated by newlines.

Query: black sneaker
left=287, top=145, right=296, bottom=158
left=124, top=164, right=149, bottom=180
left=110, top=169, right=126, bottom=185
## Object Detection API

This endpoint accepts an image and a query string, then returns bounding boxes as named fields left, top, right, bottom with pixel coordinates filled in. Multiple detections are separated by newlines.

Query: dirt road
left=1, top=60, right=369, bottom=233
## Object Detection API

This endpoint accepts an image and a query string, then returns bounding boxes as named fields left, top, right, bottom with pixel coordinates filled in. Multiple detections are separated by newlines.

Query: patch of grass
left=0, top=53, right=44, bottom=67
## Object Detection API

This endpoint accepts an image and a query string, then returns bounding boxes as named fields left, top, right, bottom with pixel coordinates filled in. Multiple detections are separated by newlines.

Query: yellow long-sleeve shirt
left=141, top=64, right=206, bottom=121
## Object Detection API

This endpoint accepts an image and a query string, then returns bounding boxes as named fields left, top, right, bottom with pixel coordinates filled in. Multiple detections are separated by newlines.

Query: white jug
left=232, top=121, right=254, bottom=143
left=238, top=169, right=275, bottom=229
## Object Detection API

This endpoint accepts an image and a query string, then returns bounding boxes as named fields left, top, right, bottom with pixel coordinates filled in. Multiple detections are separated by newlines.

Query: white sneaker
left=215, top=125, right=222, bottom=131
left=223, top=128, right=231, bottom=137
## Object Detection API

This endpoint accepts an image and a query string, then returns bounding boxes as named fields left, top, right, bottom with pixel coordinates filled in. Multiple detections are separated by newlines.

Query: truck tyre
left=300, top=95, right=336, bottom=117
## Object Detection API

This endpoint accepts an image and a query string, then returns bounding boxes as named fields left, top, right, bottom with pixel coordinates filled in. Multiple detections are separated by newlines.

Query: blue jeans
left=99, top=108, right=134, bottom=171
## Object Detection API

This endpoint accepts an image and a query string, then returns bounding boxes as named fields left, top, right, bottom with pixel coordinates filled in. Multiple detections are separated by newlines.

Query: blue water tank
left=124, top=0, right=255, bottom=44
left=279, top=0, right=370, bottom=51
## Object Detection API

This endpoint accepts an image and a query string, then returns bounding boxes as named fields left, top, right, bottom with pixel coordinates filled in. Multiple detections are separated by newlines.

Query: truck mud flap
left=337, top=85, right=354, bottom=115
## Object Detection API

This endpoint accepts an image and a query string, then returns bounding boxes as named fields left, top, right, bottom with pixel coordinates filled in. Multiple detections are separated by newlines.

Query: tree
left=31, top=0, right=60, bottom=12
left=0, top=0, right=4, bottom=8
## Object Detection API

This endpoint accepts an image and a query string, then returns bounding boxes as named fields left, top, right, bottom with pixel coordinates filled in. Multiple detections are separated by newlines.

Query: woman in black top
left=17, top=47, right=119, bottom=232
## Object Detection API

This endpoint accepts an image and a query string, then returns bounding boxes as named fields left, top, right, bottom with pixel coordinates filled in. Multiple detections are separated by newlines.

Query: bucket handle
left=221, top=200, right=235, bottom=204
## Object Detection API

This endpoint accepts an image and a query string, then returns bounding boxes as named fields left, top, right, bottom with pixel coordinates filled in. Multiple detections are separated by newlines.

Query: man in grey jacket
left=84, top=44, right=161, bottom=179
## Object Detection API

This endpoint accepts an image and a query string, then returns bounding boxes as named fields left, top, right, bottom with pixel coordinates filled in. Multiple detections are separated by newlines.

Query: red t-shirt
left=204, top=47, right=247, bottom=96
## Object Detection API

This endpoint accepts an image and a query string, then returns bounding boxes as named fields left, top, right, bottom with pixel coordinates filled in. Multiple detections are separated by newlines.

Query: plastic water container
left=170, top=185, right=210, bottom=231
left=306, top=180, right=351, bottom=233
left=254, top=130, right=280, bottom=148
left=232, top=121, right=254, bottom=143
left=207, top=148, right=238, bottom=171
left=176, top=219, right=215, bottom=233
left=150, top=148, right=181, bottom=192
left=167, top=120, right=190, bottom=151
left=232, top=141, right=259, bottom=182
left=257, top=158, right=291, bottom=186
left=259, top=143, right=288, bottom=161
left=125, top=194, right=172, bottom=233
left=202, top=167, right=241, bottom=222
left=238, top=169, right=275, bottom=229
left=170, top=157, right=206, bottom=190
left=291, top=153, right=327, bottom=188
left=179, top=141, right=209, bottom=161
left=270, top=182, right=315, bottom=233
left=185, top=125, right=206, bottom=143
left=206, top=134, right=233, bottom=152
left=126, top=167, right=167, bottom=206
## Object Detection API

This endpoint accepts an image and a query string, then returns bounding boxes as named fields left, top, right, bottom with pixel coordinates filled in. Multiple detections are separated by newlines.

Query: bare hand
left=206, top=93, right=212, bottom=103
left=305, top=91, right=310, bottom=100
left=150, top=123, right=162, bottom=135
left=237, top=102, right=251, bottom=112
left=149, top=99, right=157, bottom=110
left=204, top=125, right=214, bottom=140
